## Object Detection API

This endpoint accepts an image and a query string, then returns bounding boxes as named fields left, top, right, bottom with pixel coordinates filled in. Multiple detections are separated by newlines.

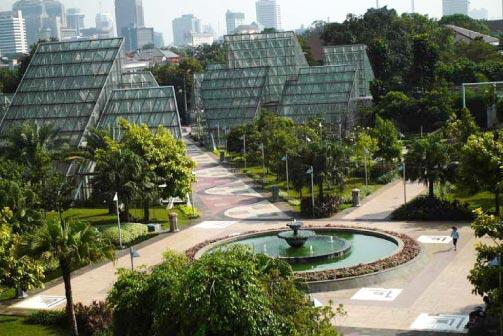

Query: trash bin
left=271, top=186, right=280, bottom=202
left=169, top=213, right=179, bottom=232
left=352, top=188, right=361, bottom=207
left=220, top=150, right=225, bottom=162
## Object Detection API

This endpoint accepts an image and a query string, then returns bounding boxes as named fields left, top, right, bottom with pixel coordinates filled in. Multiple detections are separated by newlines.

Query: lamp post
left=281, top=154, right=290, bottom=198
left=217, top=122, right=221, bottom=148
left=191, top=172, right=197, bottom=217
left=306, top=166, right=315, bottom=217
left=260, top=143, right=265, bottom=181
left=241, top=134, right=247, bottom=170
left=113, top=193, right=123, bottom=249
left=129, top=247, right=140, bottom=270
left=402, top=160, right=407, bottom=204
left=363, top=148, right=369, bottom=187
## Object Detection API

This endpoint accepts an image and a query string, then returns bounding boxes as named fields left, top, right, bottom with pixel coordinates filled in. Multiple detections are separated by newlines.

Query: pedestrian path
left=340, top=181, right=426, bottom=220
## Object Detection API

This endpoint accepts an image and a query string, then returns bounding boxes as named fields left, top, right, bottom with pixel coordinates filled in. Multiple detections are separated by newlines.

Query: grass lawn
left=240, top=165, right=383, bottom=214
left=443, top=188, right=496, bottom=213
left=47, top=205, right=196, bottom=231
left=0, top=315, right=67, bottom=336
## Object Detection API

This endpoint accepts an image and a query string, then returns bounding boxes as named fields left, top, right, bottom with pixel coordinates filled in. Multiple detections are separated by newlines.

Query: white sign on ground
left=351, top=288, right=403, bottom=302
left=194, top=221, right=237, bottom=229
left=410, top=313, right=469, bottom=333
left=417, top=236, right=453, bottom=244
left=12, top=295, right=66, bottom=309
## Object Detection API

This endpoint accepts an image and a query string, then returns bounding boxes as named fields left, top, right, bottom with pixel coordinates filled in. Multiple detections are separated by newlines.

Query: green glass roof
left=322, top=44, right=374, bottom=97
left=98, top=87, right=182, bottom=140
left=201, top=66, right=269, bottom=130
left=0, top=38, right=123, bottom=146
left=192, top=73, right=204, bottom=112
left=225, top=31, right=308, bottom=103
left=120, top=71, right=159, bottom=89
left=278, top=65, right=359, bottom=124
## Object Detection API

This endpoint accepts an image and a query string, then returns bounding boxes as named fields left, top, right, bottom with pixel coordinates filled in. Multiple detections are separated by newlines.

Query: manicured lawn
left=47, top=205, right=196, bottom=231
left=0, top=315, right=66, bottom=336
left=240, top=165, right=383, bottom=214
left=443, top=188, right=496, bottom=213
left=0, top=288, right=15, bottom=302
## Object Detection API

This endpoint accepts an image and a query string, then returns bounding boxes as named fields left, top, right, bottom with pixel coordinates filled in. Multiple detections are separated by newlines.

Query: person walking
left=451, top=226, right=459, bottom=251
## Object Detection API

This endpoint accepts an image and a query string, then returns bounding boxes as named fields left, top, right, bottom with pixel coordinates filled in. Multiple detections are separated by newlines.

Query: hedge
left=391, top=195, right=473, bottom=221
left=98, top=223, right=148, bottom=246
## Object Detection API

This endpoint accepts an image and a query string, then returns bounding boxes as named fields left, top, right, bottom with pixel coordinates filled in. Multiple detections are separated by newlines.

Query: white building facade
left=442, top=0, right=469, bottom=16
left=0, top=10, right=28, bottom=55
left=255, top=0, right=281, bottom=30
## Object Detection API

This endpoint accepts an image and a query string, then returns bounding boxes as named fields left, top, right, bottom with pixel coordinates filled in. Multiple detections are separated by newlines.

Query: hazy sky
left=1, top=0, right=502, bottom=44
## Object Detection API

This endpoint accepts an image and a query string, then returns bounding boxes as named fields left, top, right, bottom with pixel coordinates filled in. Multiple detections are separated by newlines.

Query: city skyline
left=0, top=0, right=502, bottom=45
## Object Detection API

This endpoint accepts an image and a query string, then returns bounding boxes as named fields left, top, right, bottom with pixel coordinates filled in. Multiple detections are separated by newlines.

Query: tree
left=443, top=107, right=479, bottom=156
left=372, top=116, right=402, bottom=164
left=108, top=246, right=340, bottom=336
left=407, top=33, right=440, bottom=92
left=460, top=130, right=503, bottom=215
left=405, top=134, right=451, bottom=198
left=468, top=209, right=503, bottom=321
left=0, top=207, right=44, bottom=296
left=28, top=219, right=115, bottom=336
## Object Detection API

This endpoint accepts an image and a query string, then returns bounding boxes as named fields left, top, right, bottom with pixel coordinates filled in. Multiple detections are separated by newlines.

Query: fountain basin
left=277, top=229, right=316, bottom=248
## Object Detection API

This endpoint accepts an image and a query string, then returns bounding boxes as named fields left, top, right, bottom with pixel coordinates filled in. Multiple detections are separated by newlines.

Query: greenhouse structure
left=0, top=38, right=182, bottom=147
left=196, top=31, right=375, bottom=143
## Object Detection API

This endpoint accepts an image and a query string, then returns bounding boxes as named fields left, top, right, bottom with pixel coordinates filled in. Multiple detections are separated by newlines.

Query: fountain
left=277, top=220, right=316, bottom=248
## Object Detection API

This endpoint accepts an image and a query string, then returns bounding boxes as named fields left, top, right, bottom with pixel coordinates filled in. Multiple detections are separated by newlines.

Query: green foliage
left=459, top=130, right=503, bottom=214
left=74, top=301, right=113, bottom=336
left=0, top=207, right=45, bottom=292
left=0, top=68, right=20, bottom=93
left=391, top=195, right=473, bottom=220
left=405, top=133, right=452, bottom=197
left=108, top=247, right=340, bottom=336
left=439, top=14, right=491, bottom=35
left=468, top=209, right=503, bottom=317
left=98, top=223, right=148, bottom=247
left=300, top=195, right=342, bottom=218
left=177, top=205, right=200, bottom=219
left=27, top=310, right=67, bottom=327
left=372, top=116, right=402, bottom=163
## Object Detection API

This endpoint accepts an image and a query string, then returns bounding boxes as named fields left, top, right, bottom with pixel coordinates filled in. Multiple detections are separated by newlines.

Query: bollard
left=169, top=213, right=179, bottom=232
left=352, top=188, right=361, bottom=207
left=220, top=150, right=225, bottom=163
left=271, top=186, right=280, bottom=202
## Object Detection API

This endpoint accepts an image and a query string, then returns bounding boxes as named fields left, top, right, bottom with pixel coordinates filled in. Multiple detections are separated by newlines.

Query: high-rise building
left=114, top=0, right=145, bottom=38
left=123, top=26, right=154, bottom=50
left=255, top=0, right=281, bottom=30
left=95, top=13, right=115, bottom=38
left=12, top=0, right=65, bottom=46
left=154, top=31, right=164, bottom=48
left=442, top=0, right=469, bottom=16
left=66, top=8, right=84, bottom=35
left=0, top=10, right=28, bottom=55
left=226, top=10, right=245, bottom=34
left=172, top=14, right=201, bottom=46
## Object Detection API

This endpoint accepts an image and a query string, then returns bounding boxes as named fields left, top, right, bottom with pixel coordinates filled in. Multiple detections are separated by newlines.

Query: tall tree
left=460, top=130, right=503, bottom=215
left=405, top=134, right=451, bottom=198
left=28, top=219, right=115, bottom=336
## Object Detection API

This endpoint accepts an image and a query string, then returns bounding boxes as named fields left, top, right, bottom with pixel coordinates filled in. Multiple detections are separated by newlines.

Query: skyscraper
left=226, top=10, right=245, bottom=34
left=12, top=0, right=65, bottom=46
left=172, top=14, right=201, bottom=46
left=442, top=0, right=469, bottom=16
left=95, top=13, right=114, bottom=38
left=114, top=0, right=145, bottom=38
left=255, top=0, right=281, bottom=30
left=66, top=8, right=84, bottom=35
left=0, top=10, right=28, bottom=55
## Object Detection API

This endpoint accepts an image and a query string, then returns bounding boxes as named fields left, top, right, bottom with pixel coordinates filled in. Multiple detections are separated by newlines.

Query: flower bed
left=186, top=225, right=421, bottom=282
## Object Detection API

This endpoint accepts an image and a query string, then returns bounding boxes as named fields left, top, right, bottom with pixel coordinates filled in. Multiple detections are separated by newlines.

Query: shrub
left=301, top=195, right=342, bottom=218
left=376, top=170, right=399, bottom=184
left=26, top=310, right=66, bottom=327
left=99, top=223, right=148, bottom=246
left=391, top=195, right=473, bottom=221
left=178, top=205, right=200, bottom=219
left=288, top=199, right=301, bottom=206
left=74, top=301, right=113, bottom=336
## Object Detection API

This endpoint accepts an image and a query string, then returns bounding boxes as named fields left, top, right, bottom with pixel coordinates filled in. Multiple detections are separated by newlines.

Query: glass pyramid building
left=197, top=31, right=374, bottom=138
left=0, top=38, right=182, bottom=148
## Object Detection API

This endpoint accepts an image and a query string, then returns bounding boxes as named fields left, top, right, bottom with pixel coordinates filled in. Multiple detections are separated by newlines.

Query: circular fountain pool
left=212, top=229, right=399, bottom=272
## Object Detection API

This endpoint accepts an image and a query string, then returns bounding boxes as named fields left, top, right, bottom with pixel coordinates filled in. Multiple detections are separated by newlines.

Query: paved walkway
left=3, top=137, right=484, bottom=335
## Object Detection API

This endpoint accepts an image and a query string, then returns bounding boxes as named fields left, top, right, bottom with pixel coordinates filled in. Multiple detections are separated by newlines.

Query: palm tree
left=28, top=220, right=115, bottom=336
left=405, top=134, right=451, bottom=198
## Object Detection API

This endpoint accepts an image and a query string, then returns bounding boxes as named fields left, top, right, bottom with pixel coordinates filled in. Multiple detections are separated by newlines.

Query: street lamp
left=281, top=154, right=290, bottom=198
left=306, top=166, right=315, bottom=217
left=260, top=143, right=265, bottom=181
left=402, top=159, right=407, bottom=204
left=113, top=192, right=123, bottom=249
left=190, top=172, right=197, bottom=217
left=129, top=247, right=140, bottom=270
left=363, top=148, right=369, bottom=187
left=240, top=134, right=247, bottom=170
